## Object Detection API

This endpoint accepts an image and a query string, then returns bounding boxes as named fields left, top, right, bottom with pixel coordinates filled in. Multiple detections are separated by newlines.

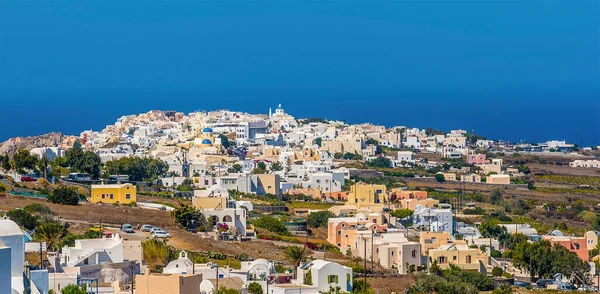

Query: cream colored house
left=352, top=231, right=421, bottom=274
left=136, top=272, right=203, bottom=294
left=487, top=174, right=510, bottom=185
left=428, top=241, right=491, bottom=274
left=420, top=231, right=451, bottom=255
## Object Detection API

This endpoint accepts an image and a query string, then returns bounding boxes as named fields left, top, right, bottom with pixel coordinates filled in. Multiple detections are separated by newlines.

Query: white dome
left=0, top=220, right=23, bottom=236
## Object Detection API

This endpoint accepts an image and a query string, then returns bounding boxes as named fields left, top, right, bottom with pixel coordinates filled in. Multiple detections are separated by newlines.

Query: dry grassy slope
left=0, top=195, right=290, bottom=261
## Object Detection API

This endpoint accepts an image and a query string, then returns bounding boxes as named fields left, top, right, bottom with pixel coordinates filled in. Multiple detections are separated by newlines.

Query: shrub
left=307, top=211, right=335, bottom=228
left=435, top=174, right=445, bottom=183
left=6, top=209, right=38, bottom=230
left=247, top=282, right=263, bottom=294
left=48, top=186, right=80, bottom=205
left=254, top=215, right=290, bottom=236
left=23, top=203, right=54, bottom=215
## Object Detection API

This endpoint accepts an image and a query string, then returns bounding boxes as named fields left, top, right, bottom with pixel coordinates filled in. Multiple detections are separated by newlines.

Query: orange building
left=542, top=231, right=597, bottom=261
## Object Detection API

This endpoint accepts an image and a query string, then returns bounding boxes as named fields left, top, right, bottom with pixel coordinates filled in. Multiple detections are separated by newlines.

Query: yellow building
left=428, top=241, right=491, bottom=274
left=348, top=183, right=387, bottom=207
left=90, top=183, right=136, bottom=204
left=419, top=231, right=451, bottom=254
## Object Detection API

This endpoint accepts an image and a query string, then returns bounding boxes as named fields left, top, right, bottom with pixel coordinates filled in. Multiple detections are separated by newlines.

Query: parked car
left=90, top=225, right=104, bottom=232
left=150, top=227, right=163, bottom=234
left=513, top=281, right=530, bottom=288
left=21, top=176, right=37, bottom=182
left=305, top=242, right=318, bottom=250
left=122, top=224, right=135, bottom=233
left=536, top=279, right=553, bottom=288
left=141, top=224, right=153, bottom=232
left=152, top=230, right=171, bottom=238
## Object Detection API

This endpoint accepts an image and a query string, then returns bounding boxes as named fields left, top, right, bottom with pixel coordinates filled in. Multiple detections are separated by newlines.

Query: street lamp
left=123, top=209, right=131, bottom=224
left=211, top=264, right=220, bottom=294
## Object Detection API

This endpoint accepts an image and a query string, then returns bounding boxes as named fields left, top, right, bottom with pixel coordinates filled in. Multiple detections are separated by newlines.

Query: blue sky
left=1, top=1, right=598, bottom=145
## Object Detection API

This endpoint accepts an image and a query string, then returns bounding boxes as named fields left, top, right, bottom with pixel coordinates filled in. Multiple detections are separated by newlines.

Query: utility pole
left=371, top=232, right=374, bottom=274
left=39, top=242, right=43, bottom=269
left=363, top=237, right=367, bottom=285
left=99, top=218, right=103, bottom=238
left=130, top=261, right=135, bottom=294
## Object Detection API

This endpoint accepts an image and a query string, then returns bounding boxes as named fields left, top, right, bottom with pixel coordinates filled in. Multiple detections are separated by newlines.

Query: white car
left=152, top=230, right=171, bottom=238
left=150, top=227, right=162, bottom=234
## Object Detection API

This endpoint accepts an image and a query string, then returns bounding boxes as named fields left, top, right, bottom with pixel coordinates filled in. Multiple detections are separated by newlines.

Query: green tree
left=252, top=161, right=268, bottom=174
left=247, top=282, right=263, bottom=294
left=1, top=153, right=10, bottom=171
left=490, top=189, right=502, bottom=205
left=270, top=161, right=283, bottom=172
left=390, top=208, right=413, bottom=219
left=254, top=215, right=289, bottom=235
left=35, top=222, right=66, bottom=250
left=366, top=157, right=391, bottom=168
left=6, top=209, right=38, bottom=230
left=219, top=134, right=231, bottom=149
left=60, top=284, right=87, bottom=294
left=478, top=220, right=507, bottom=239
left=217, top=288, right=240, bottom=294
left=13, top=148, right=37, bottom=172
left=283, top=245, right=310, bottom=278
left=49, top=186, right=80, bottom=205
left=592, top=215, right=600, bottom=231
left=307, top=211, right=335, bottom=228
left=104, top=157, right=169, bottom=181
left=171, top=202, right=205, bottom=228
left=141, top=239, right=172, bottom=271
left=314, top=137, right=322, bottom=147
left=228, top=163, right=242, bottom=173
left=435, top=174, right=445, bottom=183
left=491, top=266, right=503, bottom=277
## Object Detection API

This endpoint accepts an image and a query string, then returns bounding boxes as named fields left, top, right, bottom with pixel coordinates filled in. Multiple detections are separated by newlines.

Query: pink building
left=467, top=154, right=488, bottom=165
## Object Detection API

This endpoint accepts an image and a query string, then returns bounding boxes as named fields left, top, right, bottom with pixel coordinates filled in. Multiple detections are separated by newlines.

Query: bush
left=435, top=174, right=446, bottom=183
left=23, top=203, right=54, bottom=215
left=307, top=211, right=335, bottom=228
left=6, top=209, right=37, bottom=230
left=492, top=266, right=504, bottom=277
left=247, top=282, right=263, bottom=294
left=49, top=186, right=80, bottom=205
left=254, top=215, right=290, bottom=236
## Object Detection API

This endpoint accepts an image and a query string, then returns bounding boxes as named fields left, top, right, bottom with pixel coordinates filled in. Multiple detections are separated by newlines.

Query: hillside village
left=1, top=105, right=600, bottom=294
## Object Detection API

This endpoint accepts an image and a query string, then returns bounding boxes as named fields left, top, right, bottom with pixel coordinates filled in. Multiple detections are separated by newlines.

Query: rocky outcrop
left=0, top=132, right=76, bottom=155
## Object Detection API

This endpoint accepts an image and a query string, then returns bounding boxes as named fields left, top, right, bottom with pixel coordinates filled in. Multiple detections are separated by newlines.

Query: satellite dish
left=550, top=230, right=563, bottom=236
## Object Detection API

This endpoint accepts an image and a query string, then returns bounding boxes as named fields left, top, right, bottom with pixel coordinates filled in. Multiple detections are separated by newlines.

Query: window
left=337, top=231, right=341, bottom=236
left=316, top=180, right=321, bottom=184
left=438, top=256, right=446, bottom=264
left=126, top=194, right=131, bottom=199
left=110, top=194, right=114, bottom=199
left=327, top=275, right=339, bottom=284
left=102, top=194, right=105, bottom=199
left=466, top=255, right=472, bottom=263
left=126, top=186, right=130, bottom=190
left=412, top=249, right=416, bottom=258
left=391, top=251, right=394, bottom=256
left=453, top=256, right=457, bottom=261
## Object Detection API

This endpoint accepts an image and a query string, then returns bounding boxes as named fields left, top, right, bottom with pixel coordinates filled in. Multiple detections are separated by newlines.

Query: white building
left=295, top=259, right=352, bottom=293
left=60, top=233, right=125, bottom=267
left=397, top=151, right=414, bottom=162
left=413, top=204, right=453, bottom=234
left=0, top=219, right=49, bottom=294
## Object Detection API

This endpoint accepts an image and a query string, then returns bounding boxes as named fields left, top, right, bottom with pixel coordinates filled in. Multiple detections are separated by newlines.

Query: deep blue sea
left=0, top=1, right=598, bottom=145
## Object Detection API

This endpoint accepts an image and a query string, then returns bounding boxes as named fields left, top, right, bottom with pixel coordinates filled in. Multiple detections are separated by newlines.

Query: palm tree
left=35, top=223, right=65, bottom=251
left=284, top=245, right=310, bottom=278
